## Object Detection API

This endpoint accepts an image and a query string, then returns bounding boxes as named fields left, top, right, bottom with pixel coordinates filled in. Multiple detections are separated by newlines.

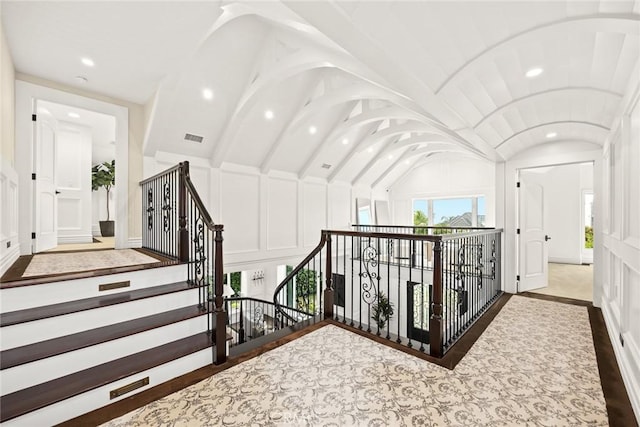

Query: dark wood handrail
left=353, top=224, right=494, bottom=231
left=272, top=232, right=328, bottom=321
left=324, top=229, right=443, bottom=241
left=139, top=163, right=183, bottom=185
left=183, top=177, right=215, bottom=228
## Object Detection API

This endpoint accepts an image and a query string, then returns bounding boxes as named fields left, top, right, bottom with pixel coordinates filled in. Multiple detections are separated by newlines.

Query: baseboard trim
left=0, top=245, right=20, bottom=277
left=548, top=257, right=582, bottom=265
left=126, top=238, right=142, bottom=249
left=57, top=235, right=93, bottom=244
left=601, top=301, right=640, bottom=423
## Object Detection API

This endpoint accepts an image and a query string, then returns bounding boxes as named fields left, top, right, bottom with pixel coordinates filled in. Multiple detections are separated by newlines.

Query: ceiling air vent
left=184, top=133, right=204, bottom=143
left=321, top=163, right=332, bottom=169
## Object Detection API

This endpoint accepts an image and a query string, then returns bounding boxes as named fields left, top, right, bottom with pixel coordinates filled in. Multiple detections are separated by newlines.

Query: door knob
left=55, top=190, right=61, bottom=195
left=545, top=235, right=551, bottom=241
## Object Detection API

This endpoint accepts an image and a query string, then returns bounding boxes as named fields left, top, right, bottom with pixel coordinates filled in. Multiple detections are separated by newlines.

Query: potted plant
left=92, top=160, right=115, bottom=237
left=372, top=291, right=394, bottom=331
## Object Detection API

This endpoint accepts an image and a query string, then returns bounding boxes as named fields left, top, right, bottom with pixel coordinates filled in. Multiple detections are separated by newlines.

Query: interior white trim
left=14, top=80, right=129, bottom=253
left=602, top=300, right=640, bottom=423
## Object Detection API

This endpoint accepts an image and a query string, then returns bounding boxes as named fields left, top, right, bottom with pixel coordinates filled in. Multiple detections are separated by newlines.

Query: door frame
left=15, top=80, right=129, bottom=254
left=503, top=147, right=602, bottom=305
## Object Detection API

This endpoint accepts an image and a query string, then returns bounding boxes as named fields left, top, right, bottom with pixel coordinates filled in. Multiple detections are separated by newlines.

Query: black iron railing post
left=324, top=231, right=334, bottom=318
left=178, top=162, right=189, bottom=263
left=429, top=238, right=443, bottom=357
left=213, top=224, right=226, bottom=364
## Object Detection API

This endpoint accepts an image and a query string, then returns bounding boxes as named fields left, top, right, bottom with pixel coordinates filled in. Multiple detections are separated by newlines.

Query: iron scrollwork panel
left=161, top=181, right=173, bottom=233
left=146, top=188, right=154, bottom=230
left=359, top=239, right=380, bottom=305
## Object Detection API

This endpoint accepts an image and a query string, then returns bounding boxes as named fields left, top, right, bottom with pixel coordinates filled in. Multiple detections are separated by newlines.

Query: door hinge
left=516, top=275, right=520, bottom=281
left=32, top=173, right=36, bottom=180
left=516, top=181, right=520, bottom=188
left=516, top=228, right=520, bottom=234
left=32, top=114, right=37, bottom=122
left=31, top=232, right=36, bottom=239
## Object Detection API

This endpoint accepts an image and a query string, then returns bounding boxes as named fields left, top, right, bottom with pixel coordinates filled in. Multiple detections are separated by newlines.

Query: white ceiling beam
left=495, top=120, right=611, bottom=149
left=296, top=100, right=359, bottom=179
left=260, top=73, right=325, bottom=174
left=327, top=121, right=382, bottom=183
left=298, top=105, right=424, bottom=179
left=474, top=87, right=624, bottom=129
left=436, top=14, right=640, bottom=94
left=368, top=146, right=415, bottom=188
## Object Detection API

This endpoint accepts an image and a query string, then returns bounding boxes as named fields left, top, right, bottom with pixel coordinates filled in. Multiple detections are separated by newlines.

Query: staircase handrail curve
left=273, top=232, right=328, bottom=322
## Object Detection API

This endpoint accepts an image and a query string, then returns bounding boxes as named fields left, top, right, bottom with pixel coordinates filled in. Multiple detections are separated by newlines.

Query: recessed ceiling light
left=546, top=132, right=557, bottom=138
left=342, top=138, right=349, bottom=145
left=405, top=160, right=410, bottom=165
left=264, top=110, right=274, bottom=120
left=309, top=126, right=317, bottom=135
left=202, top=88, right=214, bottom=100
left=68, top=112, right=80, bottom=118
left=388, top=154, right=393, bottom=160
left=525, top=67, right=543, bottom=78
left=367, top=147, right=373, bottom=153
left=81, top=57, right=94, bottom=67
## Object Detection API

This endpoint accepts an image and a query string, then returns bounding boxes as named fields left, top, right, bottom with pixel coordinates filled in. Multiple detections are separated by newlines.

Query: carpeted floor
left=22, top=249, right=159, bottom=277
left=531, top=262, right=593, bottom=301
left=104, top=296, right=608, bottom=426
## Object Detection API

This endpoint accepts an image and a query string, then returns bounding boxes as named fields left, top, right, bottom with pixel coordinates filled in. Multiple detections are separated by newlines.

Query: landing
left=105, top=296, right=611, bottom=426
left=0, top=249, right=178, bottom=288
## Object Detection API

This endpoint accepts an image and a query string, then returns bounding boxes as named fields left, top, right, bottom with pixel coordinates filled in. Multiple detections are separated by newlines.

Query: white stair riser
left=1, top=288, right=200, bottom=349
left=0, top=264, right=187, bottom=312
left=1, top=315, right=209, bottom=395
left=2, top=348, right=212, bottom=426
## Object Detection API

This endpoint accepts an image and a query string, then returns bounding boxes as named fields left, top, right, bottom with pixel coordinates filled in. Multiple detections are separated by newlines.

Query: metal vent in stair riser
left=184, top=133, right=204, bottom=143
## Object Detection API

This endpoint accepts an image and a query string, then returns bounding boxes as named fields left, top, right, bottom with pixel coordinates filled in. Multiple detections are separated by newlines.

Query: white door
left=518, top=170, right=549, bottom=292
left=34, top=107, right=58, bottom=252
left=56, top=125, right=93, bottom=244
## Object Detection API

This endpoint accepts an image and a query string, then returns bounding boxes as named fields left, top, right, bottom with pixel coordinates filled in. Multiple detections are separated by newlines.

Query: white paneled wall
left=144, top=153, right=355, bottom=299
left=0, top=158, right=19, bottom=275
left=600, top=89, right=640, bottom=421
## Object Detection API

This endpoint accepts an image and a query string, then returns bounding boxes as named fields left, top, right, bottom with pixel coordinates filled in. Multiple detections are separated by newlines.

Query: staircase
left=0, top=262, right=215, bottom=425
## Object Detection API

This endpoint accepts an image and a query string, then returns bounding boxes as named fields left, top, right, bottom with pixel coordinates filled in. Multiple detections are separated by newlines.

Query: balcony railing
left=274, top=227, right=502, bottom=357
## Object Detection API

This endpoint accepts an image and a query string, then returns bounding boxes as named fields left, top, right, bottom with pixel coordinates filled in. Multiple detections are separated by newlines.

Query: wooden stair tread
left=0, top=281, right=192, bottom=327
left=1, top=304, right=205, bottom=370
left=0, top=332, right=212, bottom=423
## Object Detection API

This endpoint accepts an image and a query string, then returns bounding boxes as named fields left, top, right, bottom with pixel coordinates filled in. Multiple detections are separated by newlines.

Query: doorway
left=15, top=80, right=129, bottom=256
left=517, top=162, right=594, bottom=301
left=35, top=100, right=117, bottom=252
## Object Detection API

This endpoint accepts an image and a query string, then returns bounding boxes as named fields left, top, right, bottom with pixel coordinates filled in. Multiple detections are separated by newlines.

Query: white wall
left=599, top=81, right=640, bottom=421
left=144, top=151, right=358, bottom=300
left=388, top=153, right=496, bottom=226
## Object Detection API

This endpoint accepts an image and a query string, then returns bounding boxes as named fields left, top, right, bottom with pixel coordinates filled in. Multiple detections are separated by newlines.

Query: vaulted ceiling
left=2, top=1, right=639, bottom=189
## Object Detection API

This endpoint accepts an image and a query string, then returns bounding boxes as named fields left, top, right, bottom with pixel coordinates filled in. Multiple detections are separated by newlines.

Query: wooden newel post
left=429, top=239, right=443, bottom=358
left=178, top=162, right=190, bottom=263
left=323, top=232, right=334, bottom=319
left=213, top=224, right=227, bottom=365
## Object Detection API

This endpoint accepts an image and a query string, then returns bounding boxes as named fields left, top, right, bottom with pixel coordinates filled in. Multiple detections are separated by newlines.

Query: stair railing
left=274, top=227, right=502, bottom=358
left=140, top=161, right=227, bottom=364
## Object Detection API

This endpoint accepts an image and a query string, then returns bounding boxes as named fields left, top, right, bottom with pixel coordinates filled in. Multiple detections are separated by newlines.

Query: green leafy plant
left=372, top=291, right=394, bottom=330
left=91, top=160, right=115, bottom=221
left=296, top=268, right=318, bottom=313
left=413, top=210, right=428, bottom=235
left=585, top=226, right=593, bottom=249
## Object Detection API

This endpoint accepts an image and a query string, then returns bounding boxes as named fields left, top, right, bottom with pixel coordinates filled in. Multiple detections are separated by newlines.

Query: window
left=413, top=196, right=486, bottom=228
